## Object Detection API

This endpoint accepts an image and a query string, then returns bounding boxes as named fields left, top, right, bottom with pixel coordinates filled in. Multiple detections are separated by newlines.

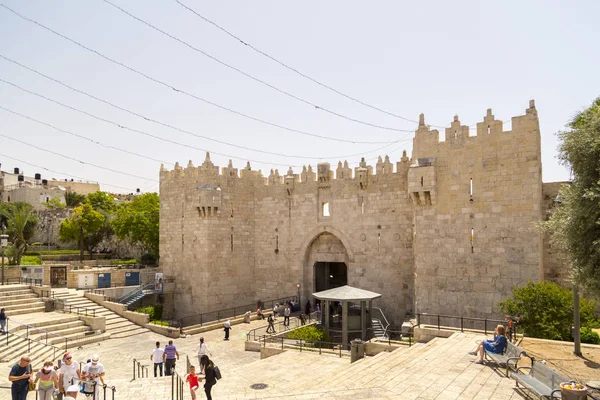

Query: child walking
left=186, top=365, right=199, bottom=400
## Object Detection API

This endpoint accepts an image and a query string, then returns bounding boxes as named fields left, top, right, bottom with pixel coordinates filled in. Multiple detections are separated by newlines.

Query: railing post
left=171, top=370, right=174, bottom=400
left=103, top=384, right=107, bottom=400
left=111, top=386, right=116, bottom=400
left=45, top=332, right=48, bottom=344
left=484, top=319, right=487, bottom=335
left=461, top=317, right=464, bottom=332
left=437, top=315, right=440, bottom=331
left=132, top=359, right=136, bottom=381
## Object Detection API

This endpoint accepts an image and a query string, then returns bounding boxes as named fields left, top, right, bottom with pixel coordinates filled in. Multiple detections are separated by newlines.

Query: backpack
left=213, top=365, right=222, bottom=380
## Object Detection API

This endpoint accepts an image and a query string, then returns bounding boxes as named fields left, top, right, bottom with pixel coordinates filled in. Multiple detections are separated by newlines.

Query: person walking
left=8, top=355, right=32, bottom=400
left=305, top=300, right=311, bottom=321
left=194, top=337, right=212, bottom=366
left=199, top=355, right=217, bottom=400
left=185, top=365, right=199, bottom=400
left=164, top=340, right=179, bottom=375
left=266, top=314, right=276, bottom=334
left=273, top=303, right=279, bottom=319
left=150, top=341, right=165, bottom=377
left=57, top=353, right=80, bottom=400
left=315, top=303, right=321, bottom=322
left=283, top=305, right=291, bottom=326
left=223, top=320, right=232, bottom=340
left=0, top=308, right=7, bottom=334
left=34, top=361, right=58, bottom=400
left=81, top=355, right=104, bottom=399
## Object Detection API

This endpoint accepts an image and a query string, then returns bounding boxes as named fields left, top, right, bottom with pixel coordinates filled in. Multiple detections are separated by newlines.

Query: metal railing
left=171, top=366, right=185, bottom=400
left=57, top=302, right=97, bottom=317
left=132, top=358, right=149, bottom=380
left=367, top=327, right=413, bottom=347
left=117, top=283, right=156, bottom=304
left=246, top=312, right=317, bottom=341
left=7, top=318, right=70, bottom=351
left=178, top=295, right=297, bottom=328
left=415, top=313, right=505, bottom=336
left=85, top=288, right=107, bottom=296
left=261, top=335, right=352, bottom=358
left=4, top=320, right=63, bottom=364
left=19, top=277, right=43, bottom=286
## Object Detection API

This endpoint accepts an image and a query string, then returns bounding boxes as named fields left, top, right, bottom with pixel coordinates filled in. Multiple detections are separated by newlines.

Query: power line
left=0, top=4, right=415, bottom=144
left=0, top=55, right=409, bottom=161
left=0, top=132, right=158, bottom=182
left=0, top=152, right=139, bottom=192
left=0, top=78, right=408, bottom=168
left=173, top=0, right=438, bottom=127
left=100, top=0, right=414, bottom=133
left=0, top=105, right=174, bottom=166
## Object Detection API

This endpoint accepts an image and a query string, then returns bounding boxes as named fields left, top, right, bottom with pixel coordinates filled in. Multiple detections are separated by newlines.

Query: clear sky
left=0, top=0, right=598, bottom=193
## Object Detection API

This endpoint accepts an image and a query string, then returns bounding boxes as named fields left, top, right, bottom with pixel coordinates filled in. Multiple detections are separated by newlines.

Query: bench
left=484, top=341, right=524, bottom=376
left=512, top=358, right=569, bottom=399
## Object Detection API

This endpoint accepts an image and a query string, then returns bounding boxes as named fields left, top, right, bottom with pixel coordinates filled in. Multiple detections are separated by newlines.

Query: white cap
left=66, top=384, right=80, bottom=393
left=91, top=354, right=100, bottom=362
left=43, top=366, right=53, bottom=372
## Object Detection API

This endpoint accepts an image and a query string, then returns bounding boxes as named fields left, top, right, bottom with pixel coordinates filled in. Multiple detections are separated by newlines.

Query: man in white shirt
left=150, top=341, right=165, bottom=377
left=194, top=337, right=212, bottom=367
left=284, top=306, right=291, bottom=326
left=82, top=355, right=105, bottom=399
left=58, top=353, right=80, bottom=400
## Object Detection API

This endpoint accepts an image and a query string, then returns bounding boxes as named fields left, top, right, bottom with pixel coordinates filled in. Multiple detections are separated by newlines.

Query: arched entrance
left=303, top=231, right=351, bottom=297
left=314, top=262, right=347, bottom=292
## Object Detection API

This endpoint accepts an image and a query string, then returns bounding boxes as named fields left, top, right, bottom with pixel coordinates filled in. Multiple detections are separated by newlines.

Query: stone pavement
left=0, top=315, right=528, bottom=399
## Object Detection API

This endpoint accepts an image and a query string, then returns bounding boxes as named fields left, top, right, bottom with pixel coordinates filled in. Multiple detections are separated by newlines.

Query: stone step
left=10, top=315, right=81, bottom=332
left=0, top=284, right=31, bottom=292
left=0, top=297, right=44, bottom=307
left=0, top=288, right=35, bottom=297
left=3, top=305, right=46, bottom=316
left=33, top=325, right=92, bottom=342
left=109, top=326, right=149, bottom=339
left=0, top=293, right=38, bottom=301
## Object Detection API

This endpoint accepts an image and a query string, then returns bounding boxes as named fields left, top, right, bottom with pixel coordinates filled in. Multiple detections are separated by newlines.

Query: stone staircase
left=0, top=284, right=45, bottom=316
left=52, top=288, right=150, bottom=339
left=0, top=314, right=107, bottom=367
left=203, top=332, right=516, bottom=398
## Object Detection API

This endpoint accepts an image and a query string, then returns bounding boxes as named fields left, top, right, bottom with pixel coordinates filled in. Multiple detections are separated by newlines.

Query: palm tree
left=0, top=202, right=38, bottom=265
left=65, top=191, right=86, bottom=207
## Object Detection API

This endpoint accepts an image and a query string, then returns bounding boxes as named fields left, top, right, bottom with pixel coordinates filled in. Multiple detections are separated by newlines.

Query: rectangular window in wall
left=322, top=202, right=330, bottom=217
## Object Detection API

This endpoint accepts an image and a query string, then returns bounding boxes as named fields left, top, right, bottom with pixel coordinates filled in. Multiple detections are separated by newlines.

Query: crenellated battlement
left=160, top=100, right=539, bottom=189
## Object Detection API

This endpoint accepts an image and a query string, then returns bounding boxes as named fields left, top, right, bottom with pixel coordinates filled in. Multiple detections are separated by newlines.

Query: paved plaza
left=0, top=311, right=529, bottom=400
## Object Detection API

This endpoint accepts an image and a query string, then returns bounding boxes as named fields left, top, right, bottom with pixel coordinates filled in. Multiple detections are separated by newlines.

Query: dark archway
left=314, top=262, right=347, bottom=292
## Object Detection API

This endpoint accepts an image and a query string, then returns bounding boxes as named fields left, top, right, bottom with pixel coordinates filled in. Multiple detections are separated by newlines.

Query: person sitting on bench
left=469, top=324, right=507, bottom=364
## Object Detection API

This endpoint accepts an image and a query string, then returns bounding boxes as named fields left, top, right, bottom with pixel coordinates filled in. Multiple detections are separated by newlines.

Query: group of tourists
left=8, top=352, right=105, bottom=400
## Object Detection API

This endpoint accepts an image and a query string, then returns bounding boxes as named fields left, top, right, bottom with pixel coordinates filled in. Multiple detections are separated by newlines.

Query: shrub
left=135, top=304, right=163, bottom=321
left=499, top=281, right=599, bottom=341
left=150, top=320, right=169, bottom=327
left=20, top=255, right=41, bottom=265
left=111, top=259, right=137, bottom=265
left=580, top=327, right=600, bottom=344
left=286, top=325, right=330, bottom=343
left=141, top=253, right=157, bottom=265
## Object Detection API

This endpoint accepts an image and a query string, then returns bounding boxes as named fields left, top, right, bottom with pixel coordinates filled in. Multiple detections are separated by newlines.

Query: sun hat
left=66, top=384, right=80, bottom=393
left=91, top=354, right=100, bottom=362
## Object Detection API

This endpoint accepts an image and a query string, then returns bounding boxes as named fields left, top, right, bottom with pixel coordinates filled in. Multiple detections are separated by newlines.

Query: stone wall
left=160, top=100, right=563, bottom=324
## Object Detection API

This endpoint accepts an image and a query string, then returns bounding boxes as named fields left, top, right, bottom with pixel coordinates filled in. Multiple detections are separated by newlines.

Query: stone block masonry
left=159, top=100, right=562, bottom=324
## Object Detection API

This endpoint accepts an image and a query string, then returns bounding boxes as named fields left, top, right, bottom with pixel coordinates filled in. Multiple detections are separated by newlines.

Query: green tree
left=87, top=191, right=117, bottom=213
left=498, top=281, right=598, bottom=341
left=43, top=198, right=65, bottom=209
left=0, top=202, right=38, bottom=265
left=112, top=193, right=159, bottom=259
left=58, top=203, right=105, bottom=261
left=64, top=191, right=86, bottom=207
left=543, top=98, right=600, bottom=293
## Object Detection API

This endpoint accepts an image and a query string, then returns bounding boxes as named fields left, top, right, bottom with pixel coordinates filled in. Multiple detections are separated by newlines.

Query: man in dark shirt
left=8, top=355, right=32, bottom=400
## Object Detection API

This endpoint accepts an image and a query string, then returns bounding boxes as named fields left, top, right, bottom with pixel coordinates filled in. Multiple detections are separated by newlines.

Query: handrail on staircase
left=4, top=319, right=63, bottom=365
left=117, top=283, right=156, bottom=304
left=8, top=318, right=69, bottom=348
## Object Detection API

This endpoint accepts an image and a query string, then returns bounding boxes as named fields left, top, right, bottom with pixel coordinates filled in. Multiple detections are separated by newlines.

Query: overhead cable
left=0, top=55, right=409, bottom=161
left=0, top=4, right=410, bottom=144
left=0, top=132, right=158, bottom=182
left=100, top=0, right=414, bottom=133
left=173, top=0, right=445, bottom=128
left=0, top=152, right=140, bottom=192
